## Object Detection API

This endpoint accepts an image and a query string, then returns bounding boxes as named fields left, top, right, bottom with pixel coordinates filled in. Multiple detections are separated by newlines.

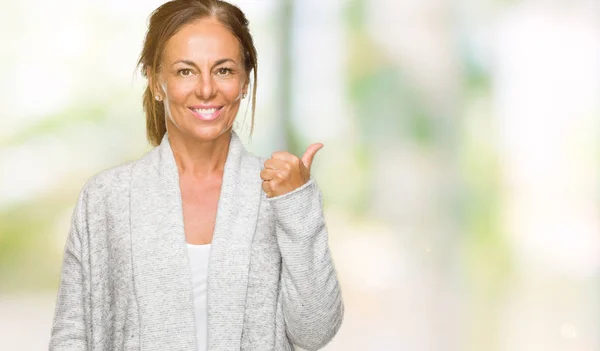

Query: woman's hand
left=260, top=143, right=324, bottom=198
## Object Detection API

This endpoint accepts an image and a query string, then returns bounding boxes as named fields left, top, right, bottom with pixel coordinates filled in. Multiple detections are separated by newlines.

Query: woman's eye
left=178, top=68, right=193, bottom=76
left=216, top=68, right=232, bottom=76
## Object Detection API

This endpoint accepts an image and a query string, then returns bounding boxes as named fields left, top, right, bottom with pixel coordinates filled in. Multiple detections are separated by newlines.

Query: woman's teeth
left=193, top=108, right=218, bottom=114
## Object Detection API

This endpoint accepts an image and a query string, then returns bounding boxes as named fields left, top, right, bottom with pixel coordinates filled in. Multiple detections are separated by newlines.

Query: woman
left=49, top=0, right=344, bottom=350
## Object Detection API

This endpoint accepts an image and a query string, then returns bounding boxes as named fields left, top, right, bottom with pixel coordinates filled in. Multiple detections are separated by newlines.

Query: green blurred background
left=1, top=0, right=598, bottom=350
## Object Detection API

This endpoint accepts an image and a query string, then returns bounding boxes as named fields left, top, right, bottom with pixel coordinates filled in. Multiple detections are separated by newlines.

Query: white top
left=187, top=243, right=212, bottom=351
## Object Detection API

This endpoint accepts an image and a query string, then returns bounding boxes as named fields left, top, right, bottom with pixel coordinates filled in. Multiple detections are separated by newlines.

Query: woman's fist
left=260, top=143, right=323, bottom=198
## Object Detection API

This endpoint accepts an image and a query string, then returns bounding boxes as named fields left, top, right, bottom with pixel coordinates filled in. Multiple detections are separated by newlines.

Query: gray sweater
left=49, top=131, right=344, bottom=351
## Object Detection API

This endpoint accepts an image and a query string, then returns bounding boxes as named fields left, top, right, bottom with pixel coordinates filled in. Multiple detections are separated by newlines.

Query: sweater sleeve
left=49, top=187, right=89, bottom=350
left=267, top=177, right=344, bottom=350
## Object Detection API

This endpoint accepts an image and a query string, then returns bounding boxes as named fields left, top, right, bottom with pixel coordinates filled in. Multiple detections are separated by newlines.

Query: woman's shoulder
left=75, top=159, right=138, bottom=209
left=82, top=145, right=158, bottom=194
left=86, top=160, right=136, bottom=191
left=243, top=148, right=267, bottom=168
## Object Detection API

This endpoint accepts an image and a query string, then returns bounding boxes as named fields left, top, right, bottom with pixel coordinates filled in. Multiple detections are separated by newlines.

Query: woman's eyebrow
left=172, top=58, right=237, bottom=68
left=213, top=58, right=237, bottom=67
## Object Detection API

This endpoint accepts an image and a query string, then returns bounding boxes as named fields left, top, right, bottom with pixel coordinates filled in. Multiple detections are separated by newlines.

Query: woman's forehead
left=163, top=18, right=242, bottom=65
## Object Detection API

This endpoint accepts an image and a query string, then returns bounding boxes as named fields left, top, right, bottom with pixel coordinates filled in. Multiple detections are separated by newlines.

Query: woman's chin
left=190, top=124, right=232, bottom=142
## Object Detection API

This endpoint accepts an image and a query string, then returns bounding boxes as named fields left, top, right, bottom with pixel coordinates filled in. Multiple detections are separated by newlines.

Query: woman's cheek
left=218, top=78, right=243, bottom=100
left=164, top=78, right=192, bottom=100
left=176, top=80, right=197, bottom=98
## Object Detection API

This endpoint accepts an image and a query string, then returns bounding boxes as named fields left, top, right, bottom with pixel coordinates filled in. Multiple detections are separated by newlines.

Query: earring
left=154, top=95, right=162, bottom=101
left=242, top=93, right=247, bottom=99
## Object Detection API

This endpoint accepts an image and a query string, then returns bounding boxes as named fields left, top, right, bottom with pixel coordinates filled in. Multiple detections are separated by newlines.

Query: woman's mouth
left=189, top=106, right=223, bottom=121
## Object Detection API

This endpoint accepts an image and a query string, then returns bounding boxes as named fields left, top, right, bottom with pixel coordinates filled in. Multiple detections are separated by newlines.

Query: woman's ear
left=242, top=77, right=249, bottom=96
left=146, top=67, right=163, bottom=101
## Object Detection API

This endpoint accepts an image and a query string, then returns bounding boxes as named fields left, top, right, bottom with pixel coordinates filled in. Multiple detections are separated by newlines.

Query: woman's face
left=156, top=17, right=248, bottom=143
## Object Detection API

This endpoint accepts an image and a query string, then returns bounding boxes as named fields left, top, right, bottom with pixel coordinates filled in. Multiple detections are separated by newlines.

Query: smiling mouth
left=189, top=106, right=224, bottom=121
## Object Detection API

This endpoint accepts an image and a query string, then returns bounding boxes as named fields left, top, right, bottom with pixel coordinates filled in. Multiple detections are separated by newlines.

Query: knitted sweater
left=49, top=131, right=344, bottom=350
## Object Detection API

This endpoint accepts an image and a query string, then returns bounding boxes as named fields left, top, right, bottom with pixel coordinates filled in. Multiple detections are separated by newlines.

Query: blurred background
left=1, top=0, right=598, bottom=350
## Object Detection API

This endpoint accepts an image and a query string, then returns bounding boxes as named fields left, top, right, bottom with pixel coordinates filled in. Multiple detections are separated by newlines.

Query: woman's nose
left=196, top=73, right=216, bottom=100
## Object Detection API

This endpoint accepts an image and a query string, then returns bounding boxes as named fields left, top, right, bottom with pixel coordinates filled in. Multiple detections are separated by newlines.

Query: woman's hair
left=137, top=0, right=258, bottom=146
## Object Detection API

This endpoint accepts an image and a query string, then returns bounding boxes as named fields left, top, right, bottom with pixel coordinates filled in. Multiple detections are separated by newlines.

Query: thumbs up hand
left=260, top=143, right=324, bottom=198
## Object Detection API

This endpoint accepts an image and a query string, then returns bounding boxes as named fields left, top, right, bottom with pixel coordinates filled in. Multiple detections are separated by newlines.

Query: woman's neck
left=167, top=128, right=231, bottom=180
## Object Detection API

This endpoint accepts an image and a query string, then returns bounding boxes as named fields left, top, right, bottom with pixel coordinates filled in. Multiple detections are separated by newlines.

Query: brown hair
left=137, top=0, right=258, bottom=146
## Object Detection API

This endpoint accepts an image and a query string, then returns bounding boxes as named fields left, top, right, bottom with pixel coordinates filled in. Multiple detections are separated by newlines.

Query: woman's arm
left=268, top=178, right=344, bottom=350
left=49, top=189, right=89, bottom=350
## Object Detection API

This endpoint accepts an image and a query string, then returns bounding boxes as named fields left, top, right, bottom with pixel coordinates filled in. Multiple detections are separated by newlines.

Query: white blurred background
left=0, top=0, right=598, bottom=350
